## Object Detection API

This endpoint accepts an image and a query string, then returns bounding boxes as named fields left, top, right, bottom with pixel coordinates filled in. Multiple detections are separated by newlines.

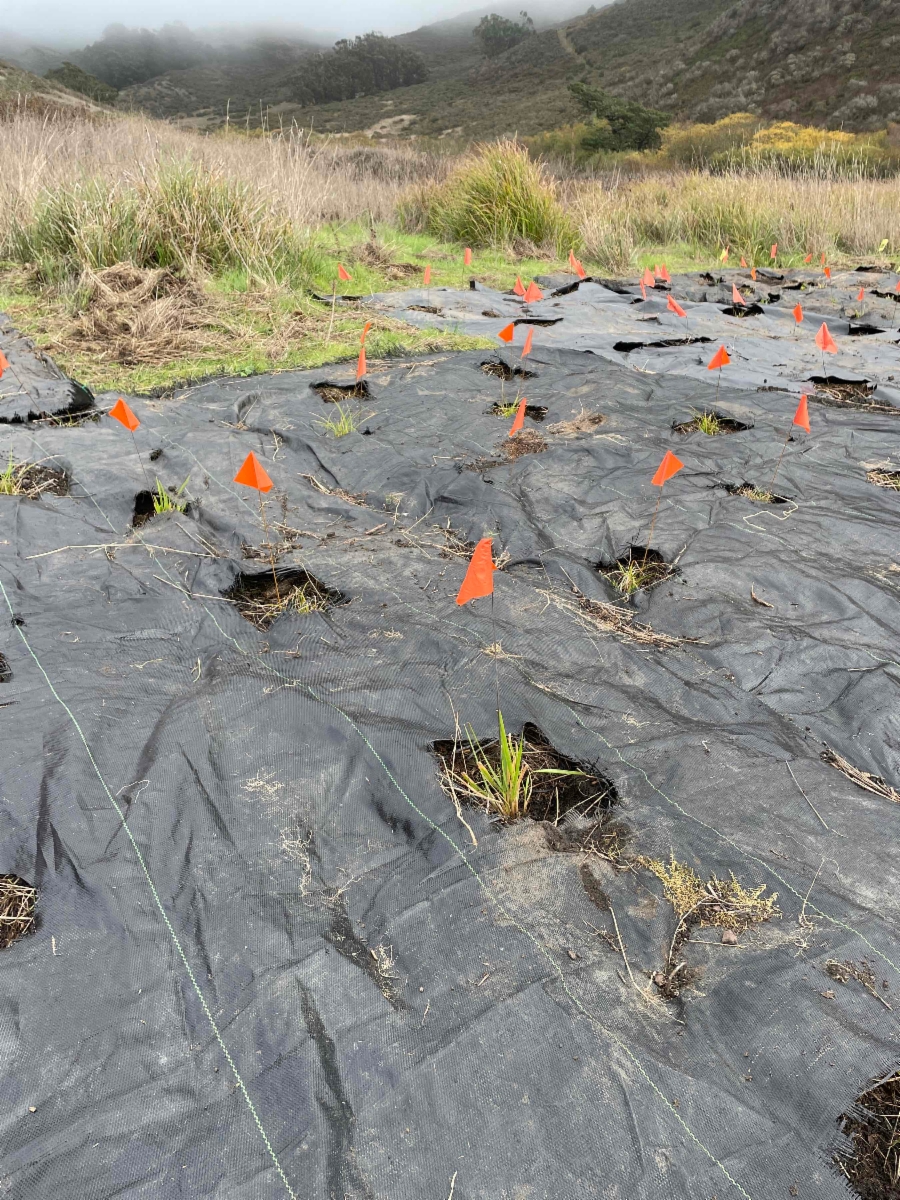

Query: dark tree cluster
left=44, top=62, right=119, bottom=104
left=569, top=81, right=671, bottom=151
left=474, top=12, right=536, bottom=59
left=282, top=33, right=428, bottom=105
left=76, top=23, right=211, bottom=90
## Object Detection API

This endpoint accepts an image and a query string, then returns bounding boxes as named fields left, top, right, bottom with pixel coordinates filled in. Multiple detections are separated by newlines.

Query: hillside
left=0, top=60, right=109, bottom=116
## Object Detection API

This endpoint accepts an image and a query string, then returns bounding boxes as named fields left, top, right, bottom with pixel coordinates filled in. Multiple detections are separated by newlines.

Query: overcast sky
left=3, top=0, right=483, bottom=46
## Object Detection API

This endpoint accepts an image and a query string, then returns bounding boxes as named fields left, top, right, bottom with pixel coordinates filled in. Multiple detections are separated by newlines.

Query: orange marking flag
left=821, top=252, right=827, bottom=266
left=234, top=451, right=273, bottom=493
left=731, top=284, right=746, bottom=307
left=568, top=251, right=578, bottom=271
left=0, top=350, right=8, bottom=379
left=659, top=264, right=671, bottom=283
left=667, top=295, right=686, bottom=318
left=109, top=398, right=140, bottom=431
left=360, top=321, right=372, bottom=344
left=707, top=345, right=731, bottom=370
left=521, top=329, right=534, bottom=358
left=771, top=243, right=778, bottom=260
left=815, top=323, right=838, bottom=354
left=423, top=265, right=432, bottom=286
left=793, top=395, right=811, bottom=433
left=574, top=258, right=587, bottom=280
left=793, top=303, right=804, bottom=324
left=523, top=281, right=543, bottom=303
left=509, top=397, right=527, bottom=437
left=651, top=450, right=684, bottom=487
left=513, top=277, right=526, bottom=297
left=641, top=268, right=655, bottom=288
left=356, top=347, right=367, bottom=380
left=640, top=281, right=647, bottom=300
left=497, top=323, right=515, bottom=344
left=464, top=248, right=472, bottom=266
left=824, top=266, right=832, bottom=280
left=456, top=538, right=495, bottom=605
left=337, top=263, right=352, bottom=282
left=804, top=253, right=813, bottom=263
left=720, top=248, right=729, bottom=264
left=857, top=287, right=865, bottom=302
left=740, top=256, right=748, bottom=268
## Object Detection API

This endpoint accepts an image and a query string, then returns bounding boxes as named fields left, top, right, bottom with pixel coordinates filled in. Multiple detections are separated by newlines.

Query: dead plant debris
left=0, top=875, right=36, bottom=950
left=641, top=855, right=779, bottom=999
left=835, top=1071, right=900, bottom=1198
left=224, top=568, right=345, bottom=629
left=312, top=380, right=371, bottom=403
left=867, top=468, right=900, bottom=491
left=480, top=360, right=536, bottom=382
left=809, top=377, right=898, bottom=414
left=821, top=747, right=900, bottom=803
left=545, top=410, right=606, bottom=437
left=724, top=482, right=789, bottom=504
left=0, top=456, right=68, bottom=499
left=825, top=959, right=892, bottom=1010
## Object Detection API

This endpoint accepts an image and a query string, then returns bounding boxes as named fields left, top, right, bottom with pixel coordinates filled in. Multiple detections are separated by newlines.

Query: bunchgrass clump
left=695, top=410, right=722, bottom=436
left=315, top=403, right=367, bottom=437
left=867, top=468, right=900, bottom=491
left=399, top=140, right=578, bottom=255
left=0, top=453, right=27, bottom=496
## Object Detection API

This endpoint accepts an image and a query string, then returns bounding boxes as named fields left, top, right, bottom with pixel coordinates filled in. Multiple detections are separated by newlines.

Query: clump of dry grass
left=835, top=1071, right=900, bottom=1195
left=867, top=467, right=900, bottom=491
left=642, top=854, right=780, bottom=931
left=0, top=875, right=36, bottom=950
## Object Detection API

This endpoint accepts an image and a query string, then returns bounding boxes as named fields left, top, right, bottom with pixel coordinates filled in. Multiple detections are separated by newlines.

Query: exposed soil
left=614, top=337, right=711, bottom=352
left=312, top=380, right=371, bottom=403
left=490, top=401, right=547, bottom=422
left=324, top=891, right=405, bottom=1010
left=721, top=303, right=764, bottom=317
left=224, top=567, right=346, bottom=630
left=835, top=1071, right=900, bottom=1199
left=480, top=360, right=536, bottom=381
left=132, top=489, right=156, bottom=528
left=597, top=546, right=673, bottom=598
left=723, top=481, right=790, bottom=505
left=407, top=305, right=443, bottom=315
left=867, top=469, right=900, bottom=491
left=434, top=721, right=618, bottom=825
left=0, top=462, right=69, bottom=499
left=514, top=317, right=562, bottom=327
left=809, top=377, right=897, bottom=414
left=849, top=323, right=886, bottom=337
left=0, top=875, right=36, bottom=950
left=466, top=429, right=548, bottom=470
left=674, top=411, right=750, bottom=435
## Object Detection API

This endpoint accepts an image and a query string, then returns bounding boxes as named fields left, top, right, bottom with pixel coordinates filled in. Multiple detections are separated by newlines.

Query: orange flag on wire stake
left=720, top=248, right=729, bottom=264
left=356, top=347, right=367, bottom=380
left=659, top=263, right=671, bottom=283
left=771, top=243, right=778, bottom=260
left=708, top=345, right=730, bottom=370
left=456, top=538, right=495, bottom=605
left=513, top=277, right=525, bottom=297
left=423, top=265, right=432, bottom=286
left=857, top=287, right=865, bottom=302
left=824, top=266, right=832, bottom=281
left=569, top=250, right=578, bottom=272
left=641, top=268, right=655, bottom=288
left=234, top=451, right=273, bottom=493
left=523, top=281, right=543, bottom=303
left=574, top=258, right=587, bottom=280
left=667, top=295, right=686, bottom=318
left=509, top=397, right=527, bottom=437
left=521, top=329, right=534, bottom=358
left=740, top=256, right=748, bottom=268
left=0, top=350, right=8, bottom=374
left=337, top=263, right=351, bottom=282
left=640, top=280, right=647, bottom=300
left=110, top=398, right=140, bottom=431
left=793, top=303, right=804, bottom=324
left=793, top=395, right=811, bottom=434
left=732, top=284, right=746, bottom=307
left=497, top=323, right=515, bottom=344
left=652, top=450, right=684, bottom=487
left=821, top=252, right=827, bottom=266
left=750, top=267, right=757, bottom=281
left=464, top=248, right=472, bottom=266
left=804, top=253, right=813, bottom=263
left=360, top=321, right=372, bottom=345
left=815, top=323, right=838, bottom=354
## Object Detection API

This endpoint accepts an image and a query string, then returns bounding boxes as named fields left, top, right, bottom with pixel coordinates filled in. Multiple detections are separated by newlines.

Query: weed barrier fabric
left=0, top=317, right=899, bottom=1200
left=373, top=266, right=900, bottom=406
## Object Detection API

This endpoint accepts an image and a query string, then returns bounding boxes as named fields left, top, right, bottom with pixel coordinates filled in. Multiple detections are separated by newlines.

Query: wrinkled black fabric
left=0, top=299, right=899, bottom=1200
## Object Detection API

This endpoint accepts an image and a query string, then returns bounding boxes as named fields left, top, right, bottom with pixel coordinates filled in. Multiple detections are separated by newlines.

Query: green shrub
left=398, top=140, right=578, bottom=254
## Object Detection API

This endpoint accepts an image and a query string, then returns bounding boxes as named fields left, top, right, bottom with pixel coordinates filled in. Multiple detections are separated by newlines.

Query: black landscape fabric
left=1, top=270, right=900, bottom=1200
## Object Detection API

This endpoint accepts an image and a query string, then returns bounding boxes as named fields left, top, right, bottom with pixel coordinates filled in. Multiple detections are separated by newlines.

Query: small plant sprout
left=608, top=559, right=659, bottom=598
left=445, top=712, right=586, bottom=822
left=151, top=475, right=189, bottom=515
left=0, top=452, right=26, bottom=496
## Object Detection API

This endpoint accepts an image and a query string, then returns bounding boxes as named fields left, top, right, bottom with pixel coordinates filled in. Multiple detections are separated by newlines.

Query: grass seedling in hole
left=607, top=559, right=659, bottom=598
left=316, top=403, right=366, bottom=437
left=151, top=475, right=189, bottom=515
left=495, top=401, right=519, bottom=417
left=445, top=711, right=586, bottom=821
